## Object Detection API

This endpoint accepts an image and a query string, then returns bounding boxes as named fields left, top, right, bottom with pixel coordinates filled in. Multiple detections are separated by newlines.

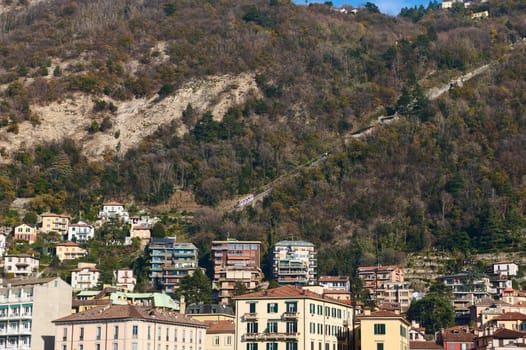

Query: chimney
left=180, top=295, right=186, bottom=314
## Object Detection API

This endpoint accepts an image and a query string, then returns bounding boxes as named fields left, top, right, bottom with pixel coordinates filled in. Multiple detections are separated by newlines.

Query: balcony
left=243, top=313, right=257, bottom=321
left=243, top=333, right=299, bottom=341
left=282, top=312, right=299, bottom=320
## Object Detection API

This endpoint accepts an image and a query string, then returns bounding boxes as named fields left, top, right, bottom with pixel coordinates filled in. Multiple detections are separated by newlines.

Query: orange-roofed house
left=487, top=312, right=526, bottom=331
left=205, top=320, right=234, bottom=350
left=55, top=241, right=88, bottom=261
left=436, top=326, right=477, bottom=350
left=53, top=304, right=207, bottom=350
left=409, top=341, right=442, bottom=350
left=475, top=327, right=526, bottom=350
left=234, top=285, right=355, bottom=350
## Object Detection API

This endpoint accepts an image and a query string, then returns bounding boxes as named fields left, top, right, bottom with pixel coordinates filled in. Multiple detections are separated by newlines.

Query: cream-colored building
left=0, top=277, right=72, bottom=350
left=205, top=320, right=235, bottom=350
left=357, top=310, right=410, bottom=350
left=54, top=304, right=207, bottom=350
left=40, top=212, right=70, bottom=235
left=55, top=242, right=88, bottom=261
left=234, top=285, right=354, bottom=350
left=71, top=263, right=101, bottom=291
left=127, top=225, right=151, bottom=247
left=13, top=224, right=38, bottom=243
left=4, top=254, right=39, bottom=277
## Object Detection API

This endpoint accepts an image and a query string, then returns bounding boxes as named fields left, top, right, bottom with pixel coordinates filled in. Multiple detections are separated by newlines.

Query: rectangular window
left=80, top=327, right=84, bottom=340
left=247, top=322, right=258, bottom=333
left=167, top=327, right=170, bottom=341
left=325, top=307, right=330, bottom=317
left=132, top=344, right=138, bottom=350
left=247, top=344, right=258, bottom=350
left=133, top=325, right=139, bottom=338
left=377, top=343, right=384, bottom=350
left=213, top=336, right=220, bottom=345
left=267, top=303, right=278, bottom=313
left=310, top=303, right=315, bottom=314
left=286, top=302, right=297, bottom=313
left=79, top=345, right=83, bottom=350
left=63, top=327, right=67, bottom=341
left=174, top=329, right=178, bottom=341
left=267, top=343, right=278, bottom=350
left=226, top=336, right=232, bottom=345
left=286, top=321, right=297, bottom=334
left=374, top=324, right=386, bottom=335
left=113, top=344, right=118, bottom=350
left=400, top=325, right=407, bottom=338
left=114, top=326, right=119, bottom=339
left=148, top=326, right=152, bottom=340
left=286, top=342, right=298, bottom=350
left=317, top=305, right=322, bottom=315
left=96, top=345, right=100, bottom=350
left=267, top=321, right=278, bottom=333
left=249, top=303, right=256, bottom=313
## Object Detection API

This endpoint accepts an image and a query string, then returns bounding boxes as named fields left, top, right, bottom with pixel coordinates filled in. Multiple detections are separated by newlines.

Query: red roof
left=234, top=285, right=348, bottom=306
left=357, top=265, right=400, bottom=272
left=319, top=276, right=349, bottom=282
left=440, top=326, right=477, bottom=342
left=205, top=320, right=235, bottom=334
left=103, top=201, right=124, bottom=206
left=492, top=328, right=526, bottom=339
left=56, top=241, right=80, bottom=247
left=54, top=304, right=206, bottom=328
left=493, top=312, right=526, bottom=321
left=410, top=341, right=442, bottom=350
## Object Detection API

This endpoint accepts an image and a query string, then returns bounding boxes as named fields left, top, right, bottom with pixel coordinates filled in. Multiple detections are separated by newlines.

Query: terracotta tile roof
left=54, top=304, right=206, bottom=328
left=441, top=326, right=477, bottom=342
left=410, top=341, right=442, bottom=350
left=72, top=267, right=100, bottom=272
left=56, top=241, right=80, bottom=247
left=493, top=312, right=526, bottom=321
left=204, top=320, right=235, bottom=334
left=492, top=328, right=526, bottom=339
left=233, top=285, right=349, bottom=306
left=102, top=201, right=124, bottom=206
left=319, top=276, right=349, bottom=282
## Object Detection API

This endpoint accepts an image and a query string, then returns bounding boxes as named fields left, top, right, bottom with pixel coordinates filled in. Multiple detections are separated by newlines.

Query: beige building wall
left=33, top=278, right=72, bottom=350
left=207, top=332, right=234, bottom=350
left=359, top=312, right=410, bottom=350
left=235, top=288, right=353, bottom=350
left=41, top=214, right=70, bottom=235
left=55, top=317, right=206, bottom=350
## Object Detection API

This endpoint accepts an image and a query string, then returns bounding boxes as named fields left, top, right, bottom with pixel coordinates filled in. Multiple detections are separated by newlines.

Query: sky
left=294, top=1, right=432, bottom=16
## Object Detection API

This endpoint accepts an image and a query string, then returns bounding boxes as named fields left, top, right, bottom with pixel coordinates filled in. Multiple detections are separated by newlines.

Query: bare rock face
left=0, top=72, right=260, bottom=163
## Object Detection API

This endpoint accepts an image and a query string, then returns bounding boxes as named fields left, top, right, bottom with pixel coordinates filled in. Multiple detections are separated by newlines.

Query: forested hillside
left=0, top=0, right=526, bottom=276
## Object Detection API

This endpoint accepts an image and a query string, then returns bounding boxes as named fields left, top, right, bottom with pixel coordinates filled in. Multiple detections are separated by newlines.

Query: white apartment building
left=67, top=221, right=95, bottom=241
left=53, top=304, right=207, bottom=350
left=4, top=255, right=39, bottom=277
left=98, top=202, right=129, bottom=222
left=272, top=240, right=317, bottom=286
left=71, top=263, right=101, bottom=291
left=0, top=277, right=72, bottom=350
left=234, top=285, right=354, bottom=350
left=113, top=269, right=137, bottom=292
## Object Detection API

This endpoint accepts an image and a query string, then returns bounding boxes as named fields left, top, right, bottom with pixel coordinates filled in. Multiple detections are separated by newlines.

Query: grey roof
left=274, top=240, right=314, bottom=247
left=185, top=304, right=234, bottom=316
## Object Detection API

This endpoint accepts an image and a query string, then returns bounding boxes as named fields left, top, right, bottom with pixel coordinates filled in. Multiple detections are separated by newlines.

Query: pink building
left=54, top=304, right=207, bottom=350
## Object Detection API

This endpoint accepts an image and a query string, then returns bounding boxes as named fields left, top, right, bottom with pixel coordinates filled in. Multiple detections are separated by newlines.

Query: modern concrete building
left=319, top=276, right=350, bottom=291
left=4, top=255, right=39, bottom=277
left=212, top=239, right=262, bottom=305
left=53, top=304, right=207, bottom=350
left=356, top=310, right=410, bottom=350
left=149, top=237, right=199, bottom=294
left=0, top=277, right=72, bottom=350
left=234, top=285, right=355, bottom=350
left=272, top=240, right=317, bottom=286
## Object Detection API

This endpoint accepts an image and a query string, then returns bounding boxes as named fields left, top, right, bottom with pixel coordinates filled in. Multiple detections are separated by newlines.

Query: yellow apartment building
left=357, top=310, right=410, bottom=350
left=234, top=285, right=355, bottom=350
left=40, top=213, right=70, bottom=236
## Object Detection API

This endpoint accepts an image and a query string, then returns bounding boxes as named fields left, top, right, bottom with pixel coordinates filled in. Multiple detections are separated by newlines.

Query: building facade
left=318, top=276, right=350, bottom=292
left=55, top=242, right=88, bottom=261
left=53, top=304, right=207, bottom=350
left=0, top=277, right=72, bottom=350
left=98, top=201, right=129, bottom=222
left=4, top=255, right=39, bottom=277
left=357, top=310, right=410, bottom=350
left=113, top=269, right=137, bottom=292
left=234, top=285, right=354, bottom=350
left=149, top=238, right=199, bottom=293
left=67, top=221, right=95, bottom=241
left=13, top=224, right=37, bottom=244
left=212, top=239, right=262, bottom=305
left=71, top=263, right=101, bottom=291
left=40, top=213, right=70, bottom=235
left=272, top=240, right=317, bottom=286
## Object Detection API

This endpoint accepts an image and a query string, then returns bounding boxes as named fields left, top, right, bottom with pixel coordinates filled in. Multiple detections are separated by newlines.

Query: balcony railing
left=243, top=332, right=299, bottom=341
left=282, top=312, right=298, bottom=320
left=243, top=313, right=257, bottom=320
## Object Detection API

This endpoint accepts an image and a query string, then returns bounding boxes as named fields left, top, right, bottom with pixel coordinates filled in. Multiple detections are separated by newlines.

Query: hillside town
left=0, top=202, right=525, bottom=350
